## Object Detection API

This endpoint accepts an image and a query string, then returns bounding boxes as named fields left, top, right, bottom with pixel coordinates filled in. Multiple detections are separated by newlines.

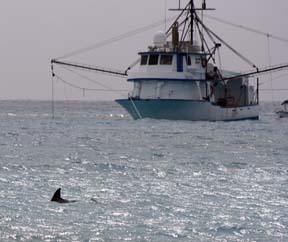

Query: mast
left=169, top=0, right=215, bottom=48
left=190, top=0, right=194, bottom=45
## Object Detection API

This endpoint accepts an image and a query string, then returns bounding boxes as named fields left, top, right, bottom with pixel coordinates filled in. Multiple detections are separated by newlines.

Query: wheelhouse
left=138, top=51, right=208, bottom=74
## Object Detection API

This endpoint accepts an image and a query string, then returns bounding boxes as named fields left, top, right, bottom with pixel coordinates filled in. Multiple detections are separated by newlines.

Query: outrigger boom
left=223, top=63, right=288, bottom=81
left=51, top=59, right=127, bottom=77
left=51, top=58, right=288, bottom=82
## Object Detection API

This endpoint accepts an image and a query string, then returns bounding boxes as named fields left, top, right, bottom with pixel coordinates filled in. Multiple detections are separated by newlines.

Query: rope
left=125, top=58, right=141, bottom=74
left=267, top=36, right=275, bottom=103
left=56, top=16, right=176, bottom=60
left=261, top=89, right=288, bottom=91
left=164, top=0, right=168, bottom=32
left=259, top=72, right=288, bottom=86
left=204, top=14, right=288, bottom=44
left=222, top=63, right=288, bottom=81
left=217, top=48, right=222, bottom=72
left=54, top=73, right=128, bottom=93
left=51, top=71, right=55, bottom=119
left=59, top=65, right=128, bottom=97
left=129, top=96, right=142, bottom=119
left=196, top=13, right=258, bottom=70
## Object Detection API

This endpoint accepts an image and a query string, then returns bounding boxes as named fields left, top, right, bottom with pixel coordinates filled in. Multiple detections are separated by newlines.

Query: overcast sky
left=1, top=0, right=288, bottom=101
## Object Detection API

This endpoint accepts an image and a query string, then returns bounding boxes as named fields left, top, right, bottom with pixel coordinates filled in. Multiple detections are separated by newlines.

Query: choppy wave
left=0, top=100, right=287, bottom=242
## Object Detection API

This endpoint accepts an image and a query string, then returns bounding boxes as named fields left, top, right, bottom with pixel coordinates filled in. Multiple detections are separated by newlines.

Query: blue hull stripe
left=127, top=78, right=207, bottom=82
left=115, top=99, right=259, bottom=121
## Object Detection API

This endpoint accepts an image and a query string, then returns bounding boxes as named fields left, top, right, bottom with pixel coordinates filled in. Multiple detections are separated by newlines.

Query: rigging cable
left=194, top=20, right=215, bottom=63
left=222, top=63, right=288, bottom=82
left=217, top=48, right=222, bottom=74
left=195, top=12, right=258, bottom=70
left=59, top=65, right=129, bottom=97
left=56, top=16, right=177, bottom=60
left=166, top=1, right=191, bottom=35
left=195, top=19, right=218, bottom=63
left=128, top=96, right=142, bottom=119
left=259, top=72, right=288, bottom=86
left=204, top=14, right=288, bottom=44
left=164, top=0, right=168, bottom=32
left=261, top=88, right=288, bottom=91
left=53, top=73, right=128, bottom=94
left=51, top=63, right=55, bottom=119
left=125, top=58, right=141, bottom=74
left=204, top=13, right=288, bottom=99
left=267, top=35, right=275, bottom=102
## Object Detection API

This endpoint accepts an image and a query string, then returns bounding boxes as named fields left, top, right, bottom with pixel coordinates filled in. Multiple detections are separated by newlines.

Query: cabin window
left=186, top=56, right=192, bottom=66
left=149, top=54, right=159, bottom=65
left=160, top=55, right=173, bottom=65
left=140, top=55, right=148, bottom=65
left=195, top=57, right=201, bottom=64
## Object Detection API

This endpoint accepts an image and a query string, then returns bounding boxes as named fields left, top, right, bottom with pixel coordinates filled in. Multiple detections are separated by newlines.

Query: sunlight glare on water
left=0, top=101, right=287, bottom=242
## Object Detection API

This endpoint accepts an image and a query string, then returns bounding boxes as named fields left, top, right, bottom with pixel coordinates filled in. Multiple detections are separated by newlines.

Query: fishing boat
left=115, top=0, right=264, bottom=121
left=51, top=0, right=288, bottom=121
left=277, top=100, right=288, bottom=118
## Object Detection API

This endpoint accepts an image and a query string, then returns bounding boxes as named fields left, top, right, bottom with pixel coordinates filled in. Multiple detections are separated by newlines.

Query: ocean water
left=0, top=100, right=287, bottom=242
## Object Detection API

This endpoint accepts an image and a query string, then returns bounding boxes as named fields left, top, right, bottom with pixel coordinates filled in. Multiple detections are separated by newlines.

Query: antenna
left=168, top=0, right=215, bottom=46
left=202, top=0, right=206, bottom=10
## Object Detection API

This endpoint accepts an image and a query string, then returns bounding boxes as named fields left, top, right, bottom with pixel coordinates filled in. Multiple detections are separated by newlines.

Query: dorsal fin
left=51, top=188, right=77, bottom=203
left=51, top=188, right=61, bottom=201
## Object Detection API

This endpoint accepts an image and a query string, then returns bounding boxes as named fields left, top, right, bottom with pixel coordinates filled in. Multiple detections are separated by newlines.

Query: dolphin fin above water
left=51, top=188, right=76, bottom=203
